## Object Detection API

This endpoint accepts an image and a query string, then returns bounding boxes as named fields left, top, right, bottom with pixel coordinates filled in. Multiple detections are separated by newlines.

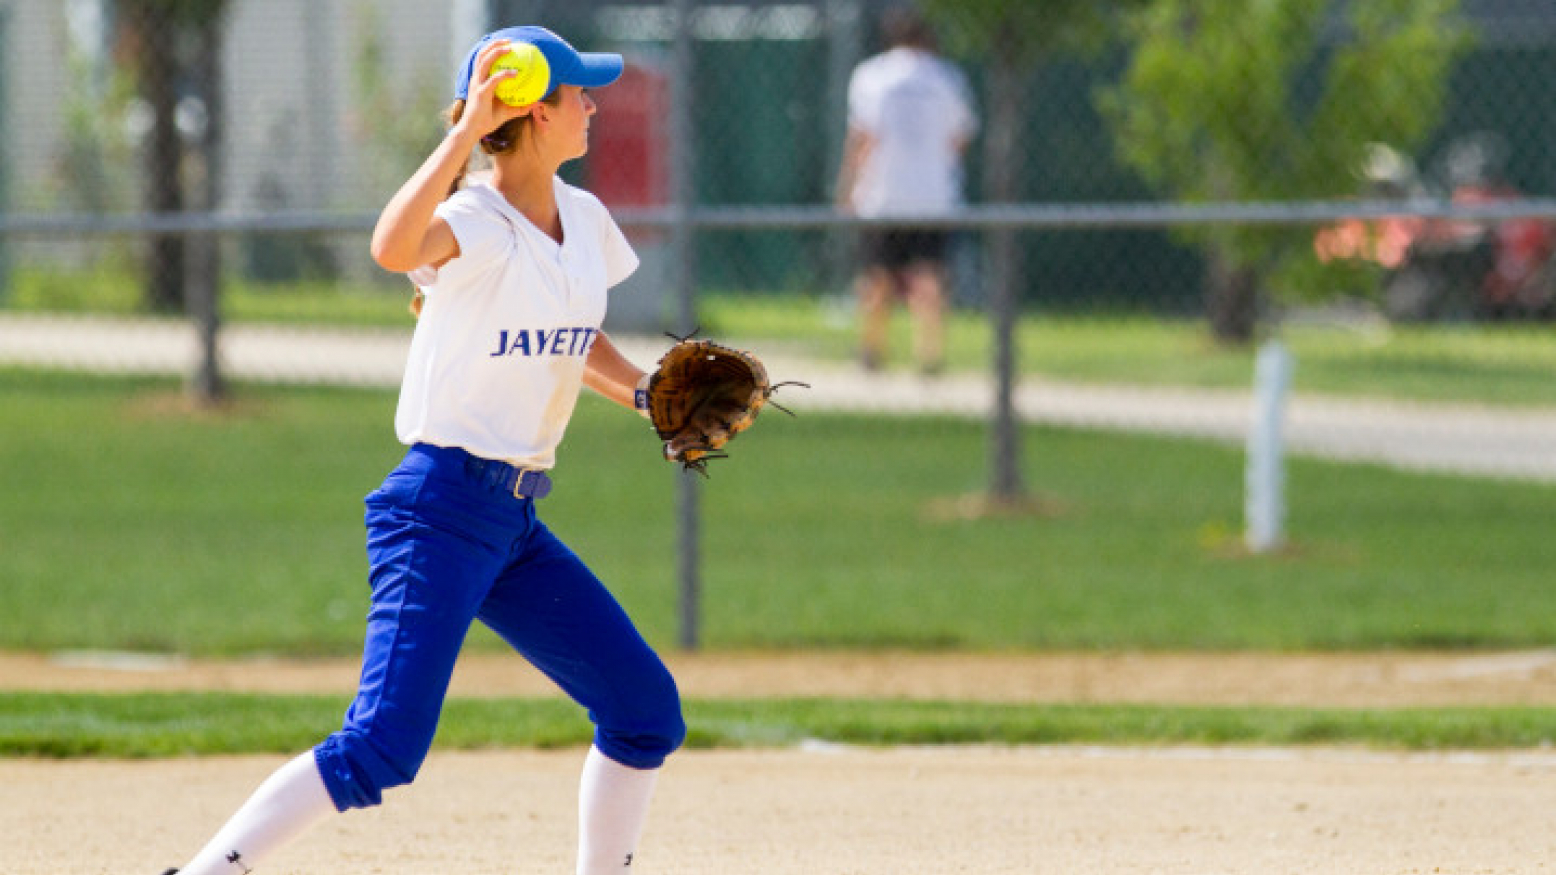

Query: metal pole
left=185, top=234, right=223, bottom=405
left=185, top=11, right=225, bottom=406
left=11, top=198, right=1556, bottom=238
left=983, top=57, right=1025, bottom=502
left=668, top=0, right=701, bottom=650
left=988, top=229, right=1021, bottom=500
left=823, top=1, right=863, bottom=294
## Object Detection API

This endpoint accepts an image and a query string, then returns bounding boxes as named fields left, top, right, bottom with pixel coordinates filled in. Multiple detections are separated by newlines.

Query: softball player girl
left=160, top=26, right=683, bottom=875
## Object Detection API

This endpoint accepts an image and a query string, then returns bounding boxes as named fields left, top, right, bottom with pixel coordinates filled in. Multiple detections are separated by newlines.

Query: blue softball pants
left=313, top=443, right=686, bottom=812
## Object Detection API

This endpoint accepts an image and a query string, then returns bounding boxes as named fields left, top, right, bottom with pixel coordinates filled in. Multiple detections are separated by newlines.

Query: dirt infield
left=7, top=651, right=1556, bottom=874
left=10, top=747, right=1556, bottom=875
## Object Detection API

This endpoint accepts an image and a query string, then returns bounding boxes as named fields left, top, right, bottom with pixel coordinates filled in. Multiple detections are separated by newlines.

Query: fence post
left=1245, top=338, right=1293, bottom=553
left=823, top=1, right=864, bottom=295
left=668, top=0, right=701, bottom=651
left=984, top=57, right=1026, bottom=503
left=988, top=229, right=1023, bottom=501
left=185, top=231, right=223, bottom=405
left=184, top=11, right=226, bottom=407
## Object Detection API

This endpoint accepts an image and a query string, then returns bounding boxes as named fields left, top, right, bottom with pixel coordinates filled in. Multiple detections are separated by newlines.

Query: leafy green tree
left=1098, top=0, right=1468, bottom=342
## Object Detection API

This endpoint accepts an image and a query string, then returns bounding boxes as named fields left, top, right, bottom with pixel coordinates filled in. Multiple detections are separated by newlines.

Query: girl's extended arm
left=584, top=332, right=650, bottom=412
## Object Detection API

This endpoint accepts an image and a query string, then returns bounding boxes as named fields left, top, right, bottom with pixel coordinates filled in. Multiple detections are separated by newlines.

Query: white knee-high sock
left=577, top=745, right=661, bottom=875
left=178, top=751, right=337, bottom=875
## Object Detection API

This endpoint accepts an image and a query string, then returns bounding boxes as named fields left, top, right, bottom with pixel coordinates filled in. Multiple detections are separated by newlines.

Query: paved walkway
left=4, top=313, right=1556, bottom=481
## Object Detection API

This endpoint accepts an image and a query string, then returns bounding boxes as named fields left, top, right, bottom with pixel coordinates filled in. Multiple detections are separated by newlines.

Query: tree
left=920, top=0, right=1148, bottom=503
left=115, top=0, right=229, bottom=314
left=1098, top=0, right=1468, bottom=342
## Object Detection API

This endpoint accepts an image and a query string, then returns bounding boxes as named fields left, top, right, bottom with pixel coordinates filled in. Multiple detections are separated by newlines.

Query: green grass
left=5, top=369, right=1556, bottom=655
left=4, top=692, right=1553, bottom=757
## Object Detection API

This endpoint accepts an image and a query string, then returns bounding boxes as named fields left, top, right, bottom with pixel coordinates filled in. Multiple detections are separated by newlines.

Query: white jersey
left=846, top=47, right=977, bottom=218
left=395, top=177, right=639, bottom=468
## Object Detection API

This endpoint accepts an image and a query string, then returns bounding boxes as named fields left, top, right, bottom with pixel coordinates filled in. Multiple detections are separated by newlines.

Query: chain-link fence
left=7, top=0, right=1556, bottom=321
left=5, top=0, right=1556, bottom=646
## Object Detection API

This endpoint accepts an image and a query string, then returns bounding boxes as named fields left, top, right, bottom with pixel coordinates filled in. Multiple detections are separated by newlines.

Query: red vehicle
left=1315, top=136, right=1556, bottom=321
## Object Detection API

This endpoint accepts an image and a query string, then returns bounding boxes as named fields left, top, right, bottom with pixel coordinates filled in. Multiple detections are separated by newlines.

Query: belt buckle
left=512, top=468, right=547, bottom=500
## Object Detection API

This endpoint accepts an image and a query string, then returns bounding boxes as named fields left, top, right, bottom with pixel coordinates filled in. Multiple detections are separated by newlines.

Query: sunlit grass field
left=5, top=369, right=1556, bottom=658
left=5, top=286, right=1556, bottom=754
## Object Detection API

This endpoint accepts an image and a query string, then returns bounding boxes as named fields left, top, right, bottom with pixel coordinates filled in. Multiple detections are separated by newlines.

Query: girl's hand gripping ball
left=492, top=43, right=551, bottom=107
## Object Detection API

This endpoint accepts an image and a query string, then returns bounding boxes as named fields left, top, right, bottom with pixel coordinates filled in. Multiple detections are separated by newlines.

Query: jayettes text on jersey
left=489, top=326, right=598, bottom=358
left=395, top=177, right=638, bottom=468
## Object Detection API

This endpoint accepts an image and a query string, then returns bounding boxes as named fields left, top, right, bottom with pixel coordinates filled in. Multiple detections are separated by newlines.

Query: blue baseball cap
left=453, top=26, right=623, bottom=103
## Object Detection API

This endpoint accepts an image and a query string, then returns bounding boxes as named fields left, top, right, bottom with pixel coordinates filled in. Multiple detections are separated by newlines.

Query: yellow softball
left=491, top=44, right=550, bottom=107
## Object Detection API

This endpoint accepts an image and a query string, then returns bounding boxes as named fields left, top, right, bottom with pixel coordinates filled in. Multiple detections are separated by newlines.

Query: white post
left=1245, top=339, right=1293, bottom=553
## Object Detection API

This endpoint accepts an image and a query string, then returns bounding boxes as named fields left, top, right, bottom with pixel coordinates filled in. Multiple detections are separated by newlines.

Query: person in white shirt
left=156, top=26, right=682, bottom=875
left=836, top=5, right=977, bottom=374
